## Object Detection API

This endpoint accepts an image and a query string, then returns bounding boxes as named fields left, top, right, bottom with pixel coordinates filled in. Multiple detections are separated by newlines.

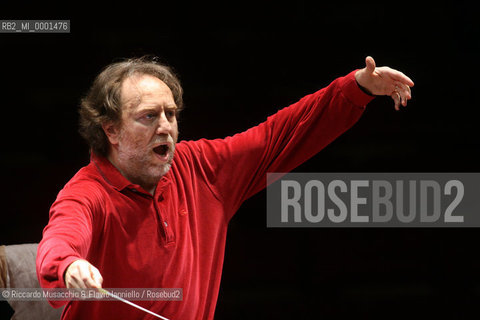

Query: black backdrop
left=1, top=1, right=479, bottom=319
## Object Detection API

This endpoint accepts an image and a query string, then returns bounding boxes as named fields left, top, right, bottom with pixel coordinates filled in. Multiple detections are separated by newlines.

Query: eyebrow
left=132, top=104, right=177, bottom=116
left=137, top=103, right=178, bottom=111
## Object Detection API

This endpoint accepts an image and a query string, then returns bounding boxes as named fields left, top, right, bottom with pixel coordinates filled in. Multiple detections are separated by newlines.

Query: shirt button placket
left=155, top=196, right=174, bottom=244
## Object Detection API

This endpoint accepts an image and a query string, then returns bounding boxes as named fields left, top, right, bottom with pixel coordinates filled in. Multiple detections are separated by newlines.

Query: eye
left=165, top=110, right=176, bottom=119
left=138, top=112, right=157, bottom=124
left=144, top=113, right=156, bottom=120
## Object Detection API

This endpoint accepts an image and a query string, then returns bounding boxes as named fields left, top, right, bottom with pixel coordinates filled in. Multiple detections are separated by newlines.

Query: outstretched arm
left=355, top=56, right=414, bottom=110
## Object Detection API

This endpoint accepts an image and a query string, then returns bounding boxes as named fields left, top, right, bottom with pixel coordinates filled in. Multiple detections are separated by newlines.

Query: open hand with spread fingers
left=355, top=56, right=414, bottom=110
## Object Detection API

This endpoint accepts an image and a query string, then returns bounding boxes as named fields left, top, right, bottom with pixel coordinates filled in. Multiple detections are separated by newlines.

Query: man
left=37, top=56, right=413, bottom=319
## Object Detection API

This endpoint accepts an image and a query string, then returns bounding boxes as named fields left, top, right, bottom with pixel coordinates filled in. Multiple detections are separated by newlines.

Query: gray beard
left=115, top=143, right=175, bottom=189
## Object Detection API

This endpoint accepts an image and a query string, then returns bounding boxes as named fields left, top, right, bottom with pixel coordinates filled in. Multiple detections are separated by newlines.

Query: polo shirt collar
left=90, top=152, right=172, bottom=197
left=91, top=152, right=133, bottom=191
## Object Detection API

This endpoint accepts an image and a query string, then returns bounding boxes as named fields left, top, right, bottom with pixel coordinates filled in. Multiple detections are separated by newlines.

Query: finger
left=382, top=67, right=414, bottom=87
left=392, top=91, right=401, bottom=111
left=71, top=277, right=87, bottom=289
left=65, top=275, right=75, bottom=289
left=394, top=82, right=411, bottom=106
left=365, top=56, right=376, bottom=74
left=89, top=265, right=104, bottom=289
left=65, top=266, right=85, bottom=289
left=75, top=263, right=98, bottom=289
left=68, top=269, right=87, bottom=289
left=404, top=83, right=411, bottom=97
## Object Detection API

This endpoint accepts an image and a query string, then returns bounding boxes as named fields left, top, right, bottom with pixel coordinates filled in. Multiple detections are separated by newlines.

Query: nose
left=156, top=111, right=172, bottom=135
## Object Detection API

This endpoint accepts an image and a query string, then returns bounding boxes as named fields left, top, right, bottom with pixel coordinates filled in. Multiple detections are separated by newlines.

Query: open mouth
left=153, top=144, right=169, bottom=158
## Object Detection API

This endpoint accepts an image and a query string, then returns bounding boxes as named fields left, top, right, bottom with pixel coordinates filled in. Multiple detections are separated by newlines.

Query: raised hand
left=355, top=56, right=414, bottom=110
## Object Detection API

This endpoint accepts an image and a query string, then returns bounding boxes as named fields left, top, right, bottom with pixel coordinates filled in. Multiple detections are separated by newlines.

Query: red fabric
left=36, top=71, right=374, bottom=320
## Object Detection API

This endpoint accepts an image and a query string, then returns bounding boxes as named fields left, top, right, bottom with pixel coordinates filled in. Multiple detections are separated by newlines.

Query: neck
left=107, top=153, right=157, bottom=195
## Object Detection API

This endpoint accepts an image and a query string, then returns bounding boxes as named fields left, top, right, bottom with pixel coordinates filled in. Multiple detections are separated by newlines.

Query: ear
left=102, top=121, right=121, bottom=146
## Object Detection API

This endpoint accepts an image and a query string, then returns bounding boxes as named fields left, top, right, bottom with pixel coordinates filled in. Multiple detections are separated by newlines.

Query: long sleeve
left=178, top=70, right=374, bottom=220
left=36, top=180, right=100, bottom=308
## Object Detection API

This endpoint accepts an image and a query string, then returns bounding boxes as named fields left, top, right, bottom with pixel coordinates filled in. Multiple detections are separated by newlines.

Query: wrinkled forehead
left=120, top=73, right=174, bottom=110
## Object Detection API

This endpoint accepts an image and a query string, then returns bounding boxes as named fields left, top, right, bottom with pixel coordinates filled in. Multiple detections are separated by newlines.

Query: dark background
left=1, top=1, right=479, bottom=319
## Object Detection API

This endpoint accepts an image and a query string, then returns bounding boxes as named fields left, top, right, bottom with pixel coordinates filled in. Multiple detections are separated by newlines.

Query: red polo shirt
left=36, top=71, right=373, bottom=319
